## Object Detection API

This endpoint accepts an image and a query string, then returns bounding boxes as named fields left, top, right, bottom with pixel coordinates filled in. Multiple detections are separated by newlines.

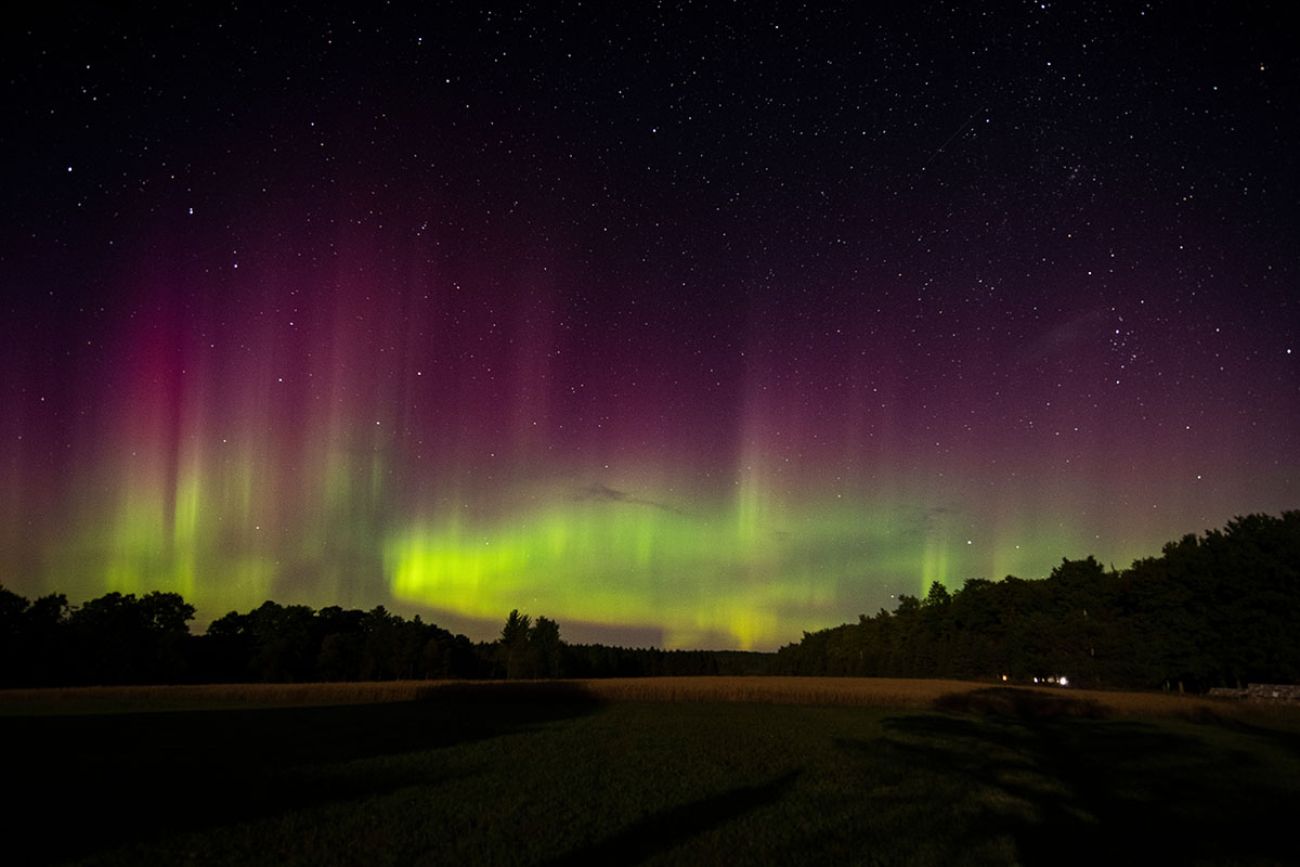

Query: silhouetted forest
left=0, top=591, right=768, bottom=687
left=2, top=512, right=1296, bottom=691
left=777, top=512, right=1300, bottom=691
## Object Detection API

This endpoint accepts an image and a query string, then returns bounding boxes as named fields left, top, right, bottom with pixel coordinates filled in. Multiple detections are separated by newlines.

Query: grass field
left=0, top=675, right=1253, bottom=716
left=3, top=679, right=1298, bottom=865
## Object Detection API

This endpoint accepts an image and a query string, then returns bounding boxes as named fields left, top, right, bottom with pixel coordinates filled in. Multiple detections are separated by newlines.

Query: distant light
left=1001, top=674, right=1008, bottom=682
left=1059, top=676, right=1070, bottom=687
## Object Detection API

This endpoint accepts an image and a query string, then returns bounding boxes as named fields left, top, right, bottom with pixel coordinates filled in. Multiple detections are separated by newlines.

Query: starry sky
left=1, top=2, right=1296, bottom=649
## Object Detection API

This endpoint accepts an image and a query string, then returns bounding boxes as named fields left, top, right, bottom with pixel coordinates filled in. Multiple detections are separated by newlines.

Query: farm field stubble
left=0, top=675, right=1254, bottom=716
left=3, top=678, right=1298, bottom=866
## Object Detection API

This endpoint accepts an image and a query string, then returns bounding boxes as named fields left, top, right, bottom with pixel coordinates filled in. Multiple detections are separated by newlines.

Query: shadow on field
left=1183, top=706, right=1300, bottom=753
left=3, top=682, right=604, bottom=865
left=848, top=688, right=1298, bottom=866
left=933, top=686, right=1110, bottom=720
left=543, top=770, right=802, bottom=867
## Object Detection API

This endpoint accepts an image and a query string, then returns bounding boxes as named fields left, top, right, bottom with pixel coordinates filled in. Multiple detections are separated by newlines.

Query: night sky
left=2, top=2, right=1296, bottom=649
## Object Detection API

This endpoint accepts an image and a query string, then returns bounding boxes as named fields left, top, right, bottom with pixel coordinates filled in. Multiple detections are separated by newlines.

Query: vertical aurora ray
left=48, top=301, right=280, bottom=614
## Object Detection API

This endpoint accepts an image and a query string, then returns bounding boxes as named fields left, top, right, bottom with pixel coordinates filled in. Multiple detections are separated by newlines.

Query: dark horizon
left=5, top=510, right=1298, bottom=691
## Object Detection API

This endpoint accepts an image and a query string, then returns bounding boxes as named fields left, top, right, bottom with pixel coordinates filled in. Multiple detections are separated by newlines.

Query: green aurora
left=31, top=427, right=1117, bottom=648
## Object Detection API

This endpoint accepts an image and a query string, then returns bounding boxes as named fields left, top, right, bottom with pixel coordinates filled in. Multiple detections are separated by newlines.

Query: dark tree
left=499, top=609, right=533, bottom=679
left=531, top=616, right=562, bottom=678
left=777, top=512, right=1300, bottom=691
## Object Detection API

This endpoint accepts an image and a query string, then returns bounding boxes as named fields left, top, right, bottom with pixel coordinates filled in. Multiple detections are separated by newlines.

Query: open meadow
left=3, top=678, right=1298, bottom=866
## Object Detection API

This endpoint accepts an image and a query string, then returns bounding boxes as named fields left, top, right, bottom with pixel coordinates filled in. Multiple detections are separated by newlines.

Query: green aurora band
left=35, top=428, right=1104, bottom=648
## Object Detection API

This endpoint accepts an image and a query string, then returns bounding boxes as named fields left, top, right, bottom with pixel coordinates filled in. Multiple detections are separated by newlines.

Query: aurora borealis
left=1, top=3, right=1296, bottom=648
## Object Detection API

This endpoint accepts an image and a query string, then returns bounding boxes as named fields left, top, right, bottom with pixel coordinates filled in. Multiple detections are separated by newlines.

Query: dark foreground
left=4, top=685, right=1299, bottom=866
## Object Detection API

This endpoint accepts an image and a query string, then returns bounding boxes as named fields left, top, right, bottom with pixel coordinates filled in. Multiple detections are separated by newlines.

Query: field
left=3, top=678, right=1298, bottom=866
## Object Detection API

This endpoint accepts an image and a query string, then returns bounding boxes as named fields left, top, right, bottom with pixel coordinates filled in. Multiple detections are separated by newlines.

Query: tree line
left=776, top=512, right=1300, bottom=691
left=2, top=512, right=1296, bottom=691
left=0, top=590, right=769, bottom=687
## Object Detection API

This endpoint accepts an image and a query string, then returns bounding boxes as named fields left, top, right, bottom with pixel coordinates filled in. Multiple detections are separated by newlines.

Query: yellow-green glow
left=41, top=413, right=1104, bottom=648
left=383, top=477, right=1092, bottom=649
left=51, top=435, right=283, bottom=617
